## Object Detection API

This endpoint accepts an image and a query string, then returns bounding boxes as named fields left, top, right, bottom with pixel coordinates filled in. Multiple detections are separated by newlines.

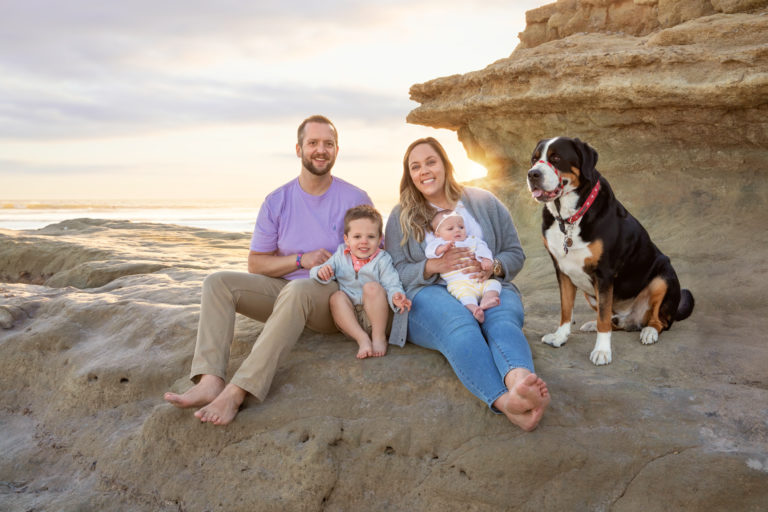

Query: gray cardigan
left=384, top=186, right=526, bottom=347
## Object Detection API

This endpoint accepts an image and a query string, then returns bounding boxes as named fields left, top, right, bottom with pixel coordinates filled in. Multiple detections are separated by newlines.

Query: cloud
left=0, top=74, right=411, bottom=139
left=0, top=1, right=547, bottom=141
left=0, top=158, right=130, bottom=176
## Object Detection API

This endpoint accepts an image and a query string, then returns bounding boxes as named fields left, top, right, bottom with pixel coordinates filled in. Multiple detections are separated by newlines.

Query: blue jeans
left=407, top=285, right=534, bottom=410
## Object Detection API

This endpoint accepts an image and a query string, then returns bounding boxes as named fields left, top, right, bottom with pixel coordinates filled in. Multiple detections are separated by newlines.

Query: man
left=164, top=115, right=372, bottom=425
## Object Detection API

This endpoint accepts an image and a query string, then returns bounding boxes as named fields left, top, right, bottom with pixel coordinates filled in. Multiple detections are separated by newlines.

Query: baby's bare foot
left=479, top=294, right=500, bottom=310
left=470, top=305, right=485, bottom=323
left=194, top=384, right=246, bottom=426
left=164, top=374, right=224, bottom=409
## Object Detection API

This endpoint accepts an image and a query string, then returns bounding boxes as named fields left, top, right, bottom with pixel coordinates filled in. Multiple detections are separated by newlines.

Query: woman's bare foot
left=371, top=337, right=388, bottom=357
left=467, top=304, right=485, bottom=323
left=479, top=293, right=500, bottom=311
left=164, top=374, right=224, bottom=408
left=356, top=338, right=374, bottom=359
left=194, top=383, right=246, bottom=426
left=494, top=370, right=551, bottom=431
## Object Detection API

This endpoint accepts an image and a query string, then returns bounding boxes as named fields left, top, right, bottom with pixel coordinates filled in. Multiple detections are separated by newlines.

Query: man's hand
left=300, top=248, right=333, bottom=269
left=392, top=292, right=412, bottom=313
left=249, top=247, right=333, bottom=277
left=317, top=265, right=335, bottom=281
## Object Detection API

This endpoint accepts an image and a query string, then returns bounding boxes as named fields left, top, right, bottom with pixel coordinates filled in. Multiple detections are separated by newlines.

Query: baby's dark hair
left=344, top=204, right=383, bottom=235
left=430, top=209, right=458, bottom=232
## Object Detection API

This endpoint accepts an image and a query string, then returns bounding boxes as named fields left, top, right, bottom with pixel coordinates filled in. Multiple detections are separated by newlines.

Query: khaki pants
left=190, top=271, right=338, bottom=400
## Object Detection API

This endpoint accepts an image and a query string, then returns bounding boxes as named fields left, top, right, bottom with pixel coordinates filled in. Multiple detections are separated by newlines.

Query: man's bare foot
left=467, top=305, right=485, bottom=323
left=356, top=338, right=374, bottom=359
left=164, top=374, right=224, bottom=409
left=194, top=383, right=246, bottom=426
left=479, top=293, right=500, bottom=310
left=371, top=338, right=388, bottom=357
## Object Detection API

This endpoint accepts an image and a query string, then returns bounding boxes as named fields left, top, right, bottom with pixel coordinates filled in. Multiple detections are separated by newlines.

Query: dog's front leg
left=590, top=280, right=614, bottom=365
left=542, top=270, right=577, bottom=348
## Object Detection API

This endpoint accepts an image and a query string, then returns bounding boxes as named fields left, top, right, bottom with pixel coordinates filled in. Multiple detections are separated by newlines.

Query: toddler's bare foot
left=356, top=338, right=374, bottom=359
left=371, top=338, right=388, bottom=357
left=194, top=383, right=246, bottom=426
left=164, top=374, right=224, bottom=408
left=479, top=294, right=500, bottom=310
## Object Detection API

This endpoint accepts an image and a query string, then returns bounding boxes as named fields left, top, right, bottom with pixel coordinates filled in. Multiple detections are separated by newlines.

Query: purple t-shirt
left=250, top=176, right=373, bottom=280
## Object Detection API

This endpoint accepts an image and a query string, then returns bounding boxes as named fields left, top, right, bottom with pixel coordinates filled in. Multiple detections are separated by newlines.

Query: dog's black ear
left=532, top=139, right=548, bottom=160
left=573, top=138, right=598, bottom=182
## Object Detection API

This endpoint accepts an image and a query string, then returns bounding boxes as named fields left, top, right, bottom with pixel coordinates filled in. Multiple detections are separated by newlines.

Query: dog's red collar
left=566, top=180, right=601, bottom=224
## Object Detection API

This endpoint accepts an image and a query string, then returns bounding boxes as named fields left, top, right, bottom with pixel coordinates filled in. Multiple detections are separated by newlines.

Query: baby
left=425, top=209, right=501, bottom=323
left=310, top=205, right=411, bottom=359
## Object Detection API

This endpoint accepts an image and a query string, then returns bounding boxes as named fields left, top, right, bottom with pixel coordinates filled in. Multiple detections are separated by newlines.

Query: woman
left=385, top=137, right=549, bottom=431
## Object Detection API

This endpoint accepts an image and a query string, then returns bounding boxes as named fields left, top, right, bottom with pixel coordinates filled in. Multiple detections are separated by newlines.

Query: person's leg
left=195, top=278, right=338, bottom=425
left=480, top=288, right=533, bottom=376
left=408, top=285, right=548, bottom=431
left=164, top=271, right=286, bottom=409
left=228, top=278, right=337, bottom=399
left=362, top=281, right=389, bottom=357
left=448, top=280, right=484, bottom=322
left=407, top=285, right=508, bottom=405
left=482, top=288, right=550, bottom=430
left=330, top=290, right=373, bottom=359
left=479, top=279, right=502, bottom=311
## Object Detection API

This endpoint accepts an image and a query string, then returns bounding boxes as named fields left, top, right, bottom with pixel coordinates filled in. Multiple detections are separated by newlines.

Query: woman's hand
left=424, top=245, right=475, bottom=279
left=473, top=257, right=494, bottom=282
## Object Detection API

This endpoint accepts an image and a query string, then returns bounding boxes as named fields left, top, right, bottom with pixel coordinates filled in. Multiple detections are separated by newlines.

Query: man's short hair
left=344, top=204, right=382, bottom=235
left=297, top=115, right=338, bottom=146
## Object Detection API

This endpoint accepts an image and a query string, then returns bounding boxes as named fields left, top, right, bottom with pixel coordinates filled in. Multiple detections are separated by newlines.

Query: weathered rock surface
left=1, top=200, right=767, bottom=512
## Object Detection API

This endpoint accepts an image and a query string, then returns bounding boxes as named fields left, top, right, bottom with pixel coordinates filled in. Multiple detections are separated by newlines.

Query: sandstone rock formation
left=408, top=0, right=768, bottom=194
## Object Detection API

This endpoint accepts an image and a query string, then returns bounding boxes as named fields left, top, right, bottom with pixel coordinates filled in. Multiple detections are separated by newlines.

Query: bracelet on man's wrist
left=296, top=253, right=303, bottom=269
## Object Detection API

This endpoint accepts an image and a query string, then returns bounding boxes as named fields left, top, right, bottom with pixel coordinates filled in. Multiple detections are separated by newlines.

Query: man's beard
left=301, top=152, right=335, bottom=176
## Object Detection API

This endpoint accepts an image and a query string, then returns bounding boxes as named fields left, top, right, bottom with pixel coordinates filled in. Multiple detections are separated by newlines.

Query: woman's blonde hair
left=398, top=137, right=463, bottom=245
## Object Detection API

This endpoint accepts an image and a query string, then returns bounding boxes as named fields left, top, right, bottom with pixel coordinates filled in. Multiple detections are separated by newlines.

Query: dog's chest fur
left=544, top=203, right=595, bottom=294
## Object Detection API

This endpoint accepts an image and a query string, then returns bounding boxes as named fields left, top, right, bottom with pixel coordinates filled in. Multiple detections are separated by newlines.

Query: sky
left=1, top=0, right=551, bottom=210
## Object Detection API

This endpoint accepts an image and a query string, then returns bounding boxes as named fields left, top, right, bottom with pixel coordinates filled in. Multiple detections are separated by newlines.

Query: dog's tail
left=675, top=289, right=695, bottom=321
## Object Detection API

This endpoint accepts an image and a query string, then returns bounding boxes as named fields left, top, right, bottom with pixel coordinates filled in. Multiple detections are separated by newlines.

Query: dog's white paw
left=580, top=320, right=597, bottom=332
left=640, top=326, right=659, bottom=345
left=542, top=324, right=570, bottom=347
left=589, top=332, right=612, bottom=365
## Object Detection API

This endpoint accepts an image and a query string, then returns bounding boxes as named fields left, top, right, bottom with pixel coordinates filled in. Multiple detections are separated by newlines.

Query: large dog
left=526, top=137, right=694, bottom=365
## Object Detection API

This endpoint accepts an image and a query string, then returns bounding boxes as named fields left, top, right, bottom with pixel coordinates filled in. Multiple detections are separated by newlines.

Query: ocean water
left=0, top=200, right=262, bottom=233
left=0, top=200, right=395, bottom=233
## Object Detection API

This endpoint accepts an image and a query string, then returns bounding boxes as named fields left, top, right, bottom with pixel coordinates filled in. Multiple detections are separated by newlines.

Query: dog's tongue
left=532, top=189, right=544, bottom=198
